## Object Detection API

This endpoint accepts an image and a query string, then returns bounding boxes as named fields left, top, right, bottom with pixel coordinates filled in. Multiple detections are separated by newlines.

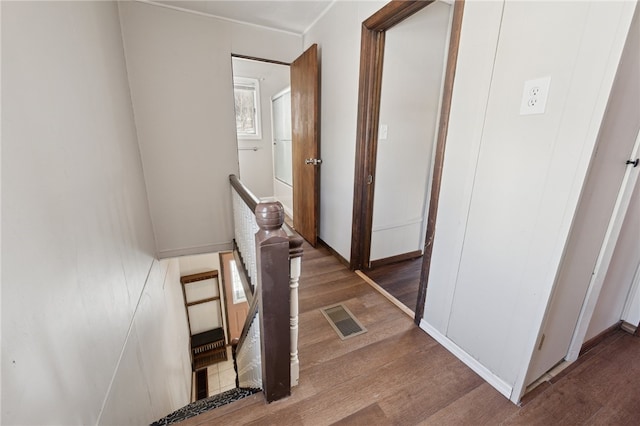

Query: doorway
left=232, top=46, right=320, bottom=246
left=232, top=56, right=291, bottom=205
left=351, top=1, right=465, bottom=323
left=361, top=1, right=453, bottom=315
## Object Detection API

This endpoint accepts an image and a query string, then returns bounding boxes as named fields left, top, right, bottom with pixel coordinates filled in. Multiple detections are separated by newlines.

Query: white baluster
left=236, top=315, right=262, bottom=389
left=289, top=237, right=303, bottom=387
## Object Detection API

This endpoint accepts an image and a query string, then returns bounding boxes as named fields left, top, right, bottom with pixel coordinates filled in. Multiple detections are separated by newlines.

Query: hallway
left=181, top=242, right=640, bottom=425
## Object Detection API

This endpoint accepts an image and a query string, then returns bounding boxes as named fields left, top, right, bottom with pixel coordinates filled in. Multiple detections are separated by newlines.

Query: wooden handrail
left=230, top=174, right=259, bottom=212
left=236, top=285, right=260, bottom=353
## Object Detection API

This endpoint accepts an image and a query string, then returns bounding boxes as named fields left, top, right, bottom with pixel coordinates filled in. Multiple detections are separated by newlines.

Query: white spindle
left=289, top=253, right=301, bottom=387
left=236, top=314, right=262, bottom=389
left=232, top=190, right=258, bottom=287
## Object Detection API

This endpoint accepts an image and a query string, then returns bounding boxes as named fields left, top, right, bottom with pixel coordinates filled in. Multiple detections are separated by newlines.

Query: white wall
left=118, top=2, right=302, bottom=258
left=178, top=252, right=228, bottom=341
left=370, top=2, right=451, bottom=261
left=1, top=2, right=190, bottom=424
left=303, top=0, right=386, bottom=259
left=233, top=58, right=290, bottom=199
left=99, top=259, right=192, bottom=425
left=422, top=0, right=635, bottom=401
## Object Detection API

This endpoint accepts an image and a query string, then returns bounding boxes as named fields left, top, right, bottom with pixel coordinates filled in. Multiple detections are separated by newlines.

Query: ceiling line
left=138, top=0, right=305, bottom=37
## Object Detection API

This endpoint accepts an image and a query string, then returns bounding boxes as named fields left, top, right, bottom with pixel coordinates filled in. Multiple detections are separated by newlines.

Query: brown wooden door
left=291, top=44, right=320, bottom=246
left=220, top=252, right=249, bottom=342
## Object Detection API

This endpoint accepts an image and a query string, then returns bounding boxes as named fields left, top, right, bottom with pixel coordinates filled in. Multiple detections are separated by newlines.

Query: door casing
left=349, top=0, right=465, bottom=325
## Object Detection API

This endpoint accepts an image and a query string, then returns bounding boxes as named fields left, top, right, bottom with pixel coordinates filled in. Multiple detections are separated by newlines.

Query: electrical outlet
left=379, top=124, right=388, bottom=140
left=520, top=76, right=551, bottom=115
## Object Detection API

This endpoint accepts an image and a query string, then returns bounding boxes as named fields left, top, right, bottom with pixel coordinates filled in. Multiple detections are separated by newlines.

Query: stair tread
left=150, top=388, right=260, bottom=426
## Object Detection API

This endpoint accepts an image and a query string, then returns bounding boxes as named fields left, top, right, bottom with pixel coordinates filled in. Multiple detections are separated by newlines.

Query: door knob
left=626, top=158, right=639, bottom=168
left=305, top=158, right=322, bottom=166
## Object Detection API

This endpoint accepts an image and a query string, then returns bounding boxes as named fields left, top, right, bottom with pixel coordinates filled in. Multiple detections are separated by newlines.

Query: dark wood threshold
left=318, top=238, right=350, bottom=269
left=369, top=250, right=422, bottom=269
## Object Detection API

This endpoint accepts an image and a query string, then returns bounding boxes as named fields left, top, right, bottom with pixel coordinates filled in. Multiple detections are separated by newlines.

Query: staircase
left=151, top=175, right=303, bottom=425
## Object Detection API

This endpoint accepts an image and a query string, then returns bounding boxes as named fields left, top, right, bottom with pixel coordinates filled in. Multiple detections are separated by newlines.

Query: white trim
left=372, top=217, right=424, bottom=233
left=566, top=128, right=640, bottom=361
left=272, top=86, right=291, bottom=102
left=419, top=319, right=513, bottom=399
left=138, top=0, right=303, bottom=37
left=303, top=0, right=337, bottom=36
left=234, top=77, right=263, bottom=140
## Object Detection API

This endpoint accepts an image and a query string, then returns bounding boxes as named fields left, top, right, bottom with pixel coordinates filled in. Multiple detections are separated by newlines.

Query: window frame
left=233, top=76, right=262, bottom=140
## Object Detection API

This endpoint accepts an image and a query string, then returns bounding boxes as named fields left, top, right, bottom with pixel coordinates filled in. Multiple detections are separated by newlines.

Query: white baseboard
left=419, top=319, right=513, bottom=399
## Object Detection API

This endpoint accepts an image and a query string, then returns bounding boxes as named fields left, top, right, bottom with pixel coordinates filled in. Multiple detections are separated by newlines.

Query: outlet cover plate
left=379, top=124, right=388, bottom=140
left=520, top=76, right=551, bottom=115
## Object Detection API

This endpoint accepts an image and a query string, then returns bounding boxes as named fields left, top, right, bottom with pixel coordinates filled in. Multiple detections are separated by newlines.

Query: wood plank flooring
left=363, top=257, right=422, bottom=312
left=181, top=242, right=640, bottom=425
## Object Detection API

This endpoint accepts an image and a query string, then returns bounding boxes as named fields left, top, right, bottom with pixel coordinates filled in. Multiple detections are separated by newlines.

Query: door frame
left=231, top=49, right=320, bottom=247
left=349, top=0, right=465, bottom=325
left=219, top=251, right=250, bottom=342
left=231, top=53, right=292, bottom=202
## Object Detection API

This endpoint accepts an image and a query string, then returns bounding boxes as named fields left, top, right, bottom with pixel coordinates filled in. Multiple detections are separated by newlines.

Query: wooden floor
left=363, top=257, right=422, bottom=313
left=181, top=242, right=640, bottom=425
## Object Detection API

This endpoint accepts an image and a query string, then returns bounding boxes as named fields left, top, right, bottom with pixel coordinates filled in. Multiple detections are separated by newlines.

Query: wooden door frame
left=349, top=0, right=465, bottom=325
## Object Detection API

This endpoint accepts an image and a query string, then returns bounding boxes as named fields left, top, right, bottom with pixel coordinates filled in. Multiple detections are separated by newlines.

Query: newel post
left=255, top=202, right=291, bottom=402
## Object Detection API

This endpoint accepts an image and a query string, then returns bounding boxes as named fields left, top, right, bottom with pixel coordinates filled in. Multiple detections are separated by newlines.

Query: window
left=230, top=260, right=247, bottom=304
left=234, top=77, right=262, bottom=139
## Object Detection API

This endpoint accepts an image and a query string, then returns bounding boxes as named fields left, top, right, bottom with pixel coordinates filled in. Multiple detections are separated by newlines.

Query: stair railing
left=229, top=175, right=303, bottom=402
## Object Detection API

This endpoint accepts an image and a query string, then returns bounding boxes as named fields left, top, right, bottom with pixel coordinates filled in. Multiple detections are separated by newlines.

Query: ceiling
left=154, top=1, right=334, bottom=34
